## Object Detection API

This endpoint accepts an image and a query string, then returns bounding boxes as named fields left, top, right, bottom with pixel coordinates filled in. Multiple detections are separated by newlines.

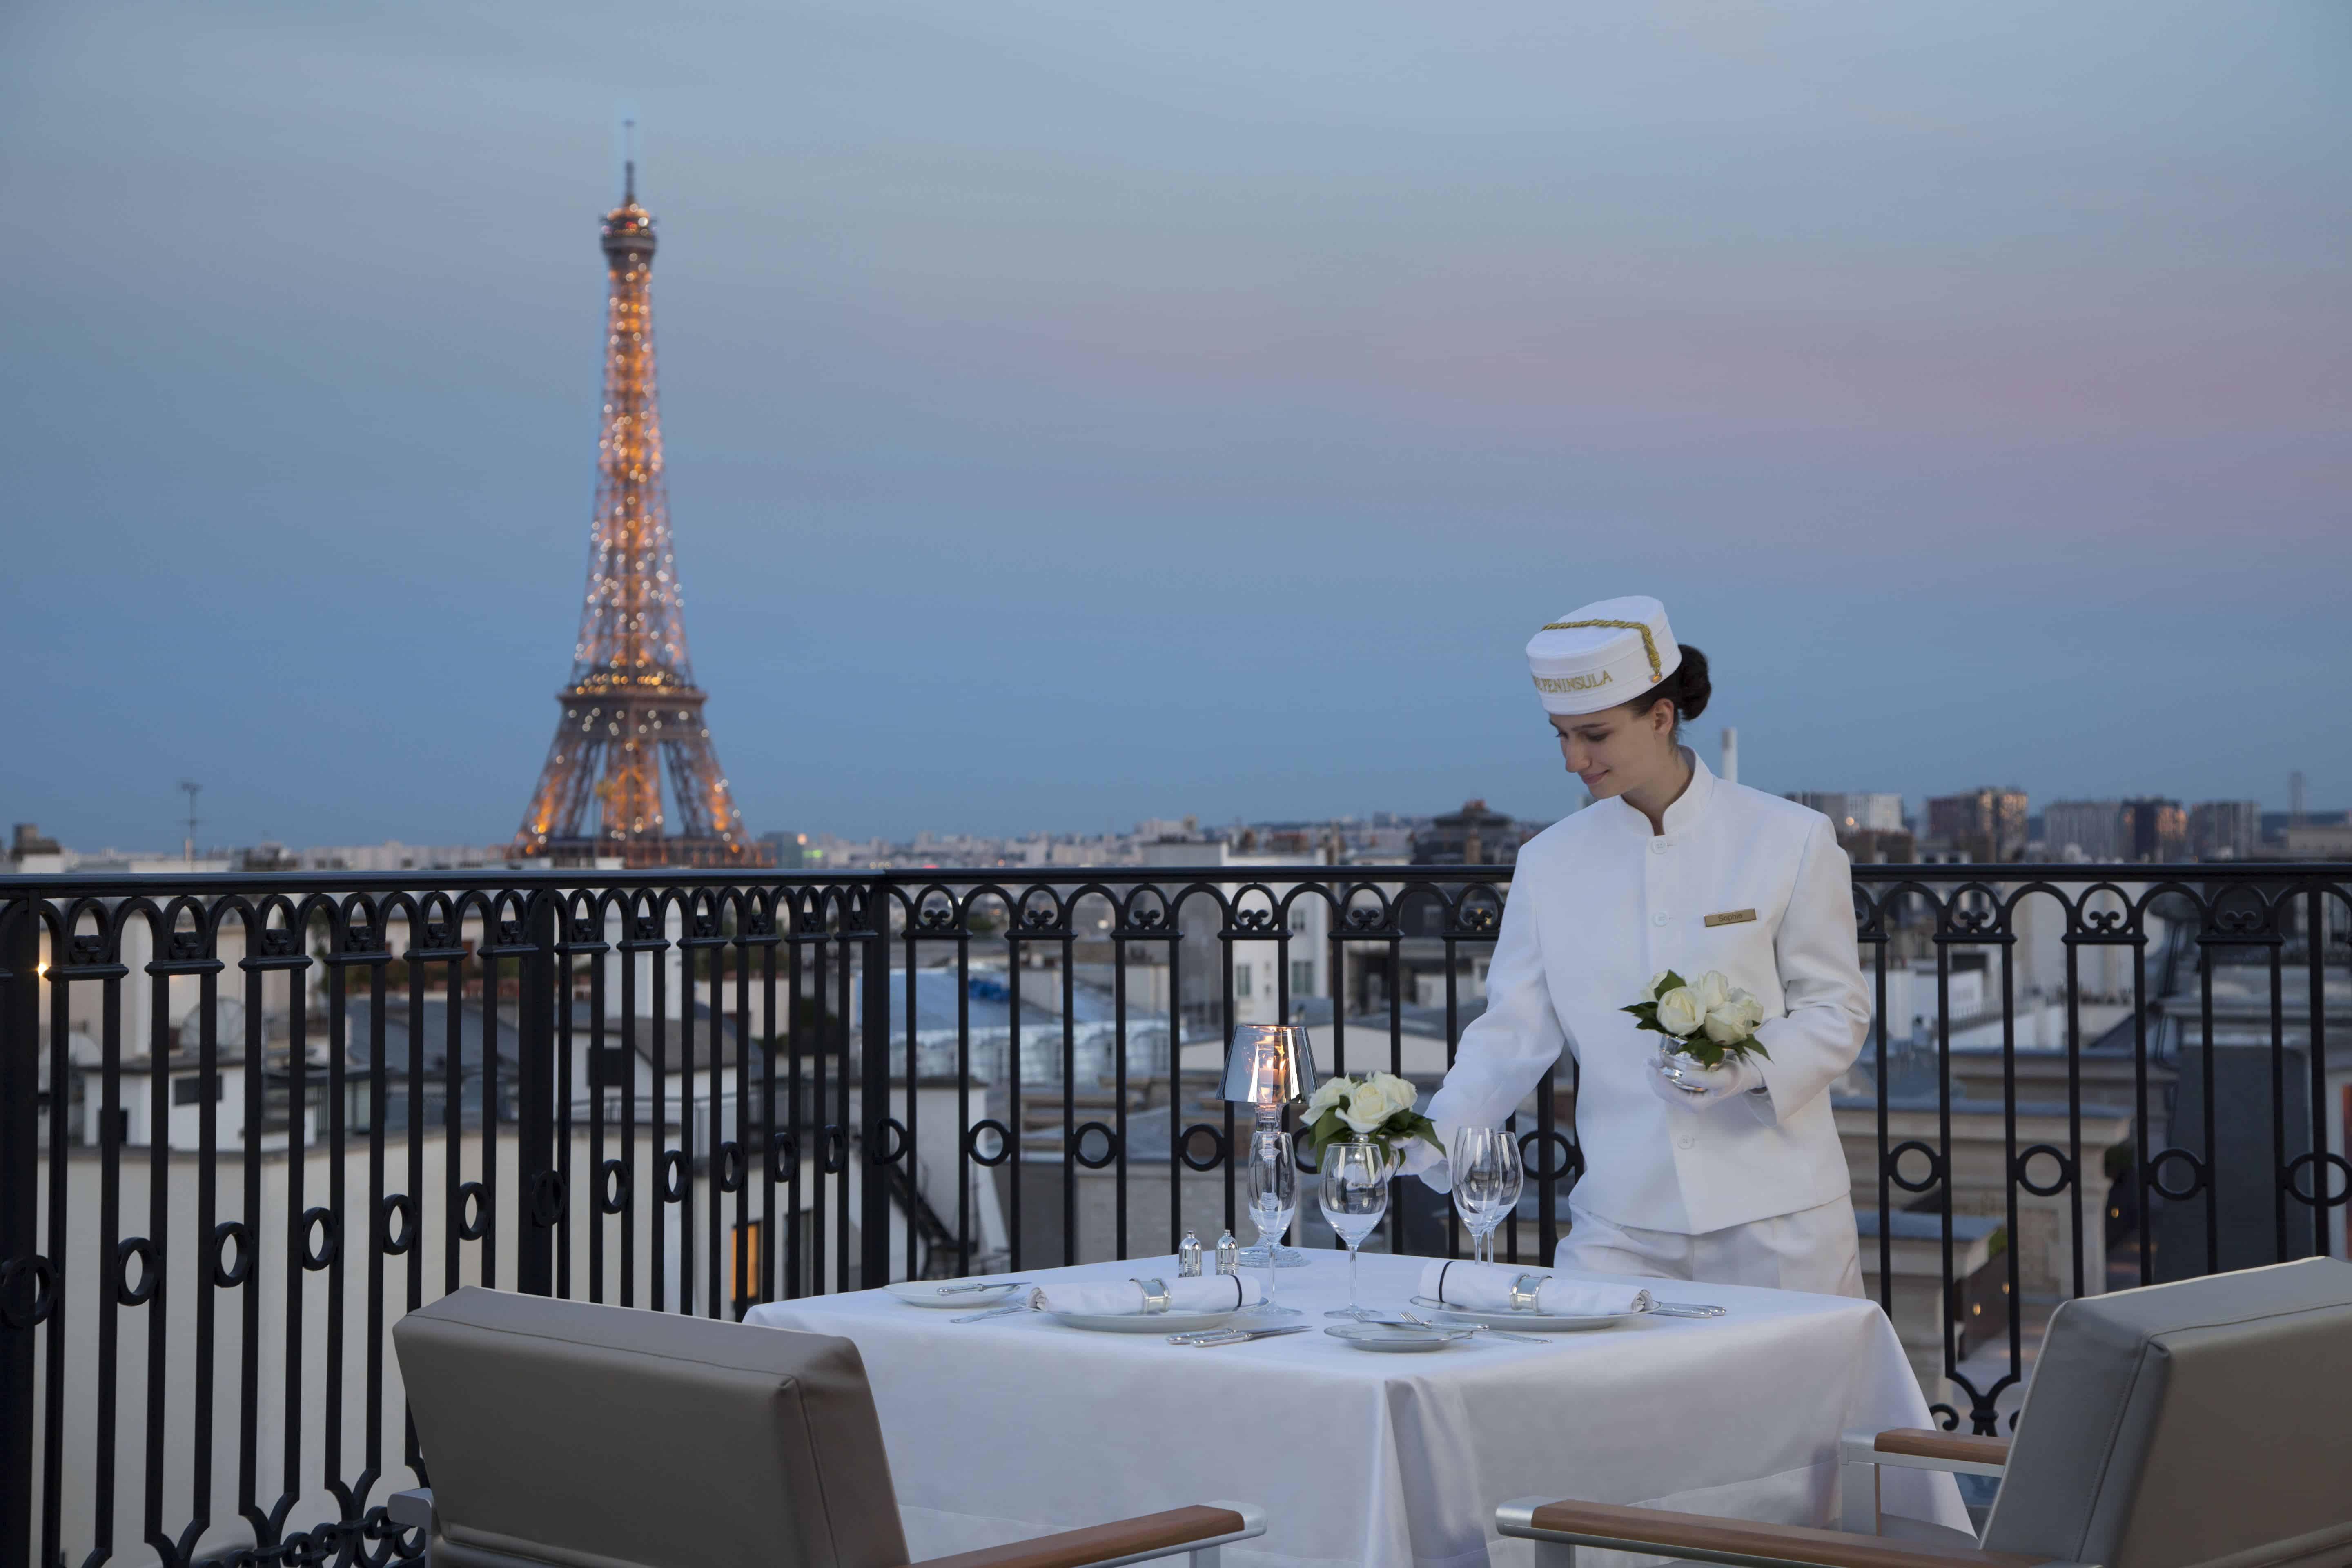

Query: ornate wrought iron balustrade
left=0, top=861, right=2345, bottom=1568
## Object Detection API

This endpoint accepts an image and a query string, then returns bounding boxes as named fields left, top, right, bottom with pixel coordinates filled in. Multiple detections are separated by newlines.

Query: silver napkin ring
left=1509, top=1273, right=1546, bottom=1312
left=1132, top=1276, right=1172, bottom=1314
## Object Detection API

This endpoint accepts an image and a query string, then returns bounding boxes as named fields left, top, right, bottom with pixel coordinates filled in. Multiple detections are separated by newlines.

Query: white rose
left=1695, top=971, right=1733, bottom=1011
left=1654, top=985, right=1704, bottom=1037
left=1368, top=1071, right=1417, bottom=1109
left=1704, top=989, right=1766, bottom=1043
left=1305, top=1078, right=1350, bottom=1118
left=1338, top=1078, right=1405, bottom=1135
left=1648, top=970, right=1674, bottom=1001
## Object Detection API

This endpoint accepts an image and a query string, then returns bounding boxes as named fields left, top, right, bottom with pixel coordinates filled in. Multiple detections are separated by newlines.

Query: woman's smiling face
left=1549, top=699, right=1679, bottom=800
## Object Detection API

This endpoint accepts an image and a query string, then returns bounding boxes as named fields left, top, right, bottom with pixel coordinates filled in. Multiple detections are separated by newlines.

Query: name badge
left=1703, top=909, right=1757, bottom=928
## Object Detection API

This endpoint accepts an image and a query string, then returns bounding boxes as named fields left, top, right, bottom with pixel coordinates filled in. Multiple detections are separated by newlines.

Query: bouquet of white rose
left=1621, top=969, right=1769, bottom=1069
left=1303, top=1071, right=1441, bottom=1165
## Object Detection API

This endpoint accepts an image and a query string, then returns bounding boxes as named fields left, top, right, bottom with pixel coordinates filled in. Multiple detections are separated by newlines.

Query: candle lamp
left=1220, top=1023, right=1316, bottom=1268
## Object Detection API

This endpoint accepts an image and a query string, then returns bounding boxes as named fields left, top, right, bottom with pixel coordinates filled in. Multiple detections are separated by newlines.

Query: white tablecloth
left=746, top=1252, right=1967, bottom=1568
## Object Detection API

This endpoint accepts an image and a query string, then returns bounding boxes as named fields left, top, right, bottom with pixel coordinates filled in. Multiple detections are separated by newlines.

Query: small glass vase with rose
left=1302, top=1072, right=1441, bottom=1320
left=1623, top=969, right=1770, bottom=1098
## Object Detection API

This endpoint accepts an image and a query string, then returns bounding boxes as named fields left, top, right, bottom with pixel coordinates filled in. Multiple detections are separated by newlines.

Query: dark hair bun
left=1622, top=642, right=1711, bottom=724
left=1672, top=644, right=1711, bottom=721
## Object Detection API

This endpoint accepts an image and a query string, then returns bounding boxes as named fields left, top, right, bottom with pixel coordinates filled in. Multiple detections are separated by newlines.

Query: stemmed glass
left=1319, top=1141, right=1390, bottom=1321
left=1449, top=1126, right=1523, bottom=1266
left=1243, top=1129, right=1300, bottom=1316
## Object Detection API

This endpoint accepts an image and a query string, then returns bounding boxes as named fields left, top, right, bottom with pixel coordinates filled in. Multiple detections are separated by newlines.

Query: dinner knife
left=950, top=1300, right=1035, bottom=1323
left=1168, top=1325, right=1313, bottom=1347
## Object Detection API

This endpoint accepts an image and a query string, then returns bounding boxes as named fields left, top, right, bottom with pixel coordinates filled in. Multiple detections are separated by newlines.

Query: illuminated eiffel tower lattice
left=513, top=164, right=768, bottom=868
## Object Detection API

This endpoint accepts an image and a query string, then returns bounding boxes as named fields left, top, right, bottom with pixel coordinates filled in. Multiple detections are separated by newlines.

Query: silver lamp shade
left=1220, top=1023, right=1318, bottom=1110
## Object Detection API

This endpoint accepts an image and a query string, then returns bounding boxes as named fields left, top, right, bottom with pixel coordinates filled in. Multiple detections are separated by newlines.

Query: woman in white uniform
left=1416, top=595, right=1871, bottom=1296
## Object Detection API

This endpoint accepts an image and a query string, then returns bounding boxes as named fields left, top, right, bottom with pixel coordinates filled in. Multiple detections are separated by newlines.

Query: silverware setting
left=1168, top=1325, right=1313, bottom=1347
left=1394, top=1309, right=1544, bottom=1345
left=949, top=1298, right=1036, bottom=1324
left=937, top=1280, right=1031, bottom=1296
left=1407, top=1292, right=1726, bottom=1323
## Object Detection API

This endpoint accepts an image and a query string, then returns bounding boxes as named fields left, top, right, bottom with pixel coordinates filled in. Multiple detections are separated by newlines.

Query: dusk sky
left=4, top=0, right=2346, bottom=851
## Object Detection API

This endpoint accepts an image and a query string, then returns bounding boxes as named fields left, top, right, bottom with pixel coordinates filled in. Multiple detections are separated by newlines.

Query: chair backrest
left=1981, top=1256, right=2352, bottom=1568
left=393, top=1288, right=910, bottom=1568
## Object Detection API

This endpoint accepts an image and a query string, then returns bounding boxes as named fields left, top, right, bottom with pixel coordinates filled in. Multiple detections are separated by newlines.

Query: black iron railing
left=0, top=862, right=2345, bottom=1568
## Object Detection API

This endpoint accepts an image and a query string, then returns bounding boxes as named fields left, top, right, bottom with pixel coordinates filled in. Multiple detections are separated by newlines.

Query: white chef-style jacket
left=1425, top=754, right=1871, bottom=1278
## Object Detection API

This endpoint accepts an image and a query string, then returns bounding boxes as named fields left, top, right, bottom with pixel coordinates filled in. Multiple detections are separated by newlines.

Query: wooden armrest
left=912, top=1506, right=1252, bottom=1568
left=1875, top=1429, right=2011, bottom=1468
left=1501, top=1499, right=2050, bottom=1568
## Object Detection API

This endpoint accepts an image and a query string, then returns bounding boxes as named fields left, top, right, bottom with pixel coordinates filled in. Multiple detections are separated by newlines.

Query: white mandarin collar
left=1657, top=749, right=1715, bottom=838
left=1600, top=747, right=1715, bottom=839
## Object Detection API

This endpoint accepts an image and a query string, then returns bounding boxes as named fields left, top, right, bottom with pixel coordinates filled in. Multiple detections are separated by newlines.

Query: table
left=746, top=1252, right=1968, bottom=1568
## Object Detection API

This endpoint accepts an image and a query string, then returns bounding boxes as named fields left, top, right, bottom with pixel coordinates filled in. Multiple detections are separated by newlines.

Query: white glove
left=1383, top=1133, right=1439, bottom=1185
left=1646, top=1049, right=1765, bottom=1112
left=1393, top=1137, right=1448, bottom=1189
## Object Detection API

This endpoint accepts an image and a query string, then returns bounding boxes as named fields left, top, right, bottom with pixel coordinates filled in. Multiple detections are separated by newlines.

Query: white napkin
left=1031, top=1274, right=1261, bottom=1316
left=1417, top=1261, right=1653, bottom=1316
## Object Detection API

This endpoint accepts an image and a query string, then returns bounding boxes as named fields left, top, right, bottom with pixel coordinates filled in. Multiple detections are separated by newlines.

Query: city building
left=2042, top=801, right=2124, bottom=862
left=1409, top=799, right=1532, bottom=866
left=9, top=822, right=64, bottom=874
left=2119, top=798, right=2189, bottom=862
left=1785, top=792, right=1906, bottom=841
left=759, top=829, right=817, bottom=867
left=1925, top=787, right=2029, bottom=864
left=2188, top=801, right=2261, bottom=862
left=1840, top=828, right=1918, bottom=864
left=2275, top=820, right=2352, bottom=860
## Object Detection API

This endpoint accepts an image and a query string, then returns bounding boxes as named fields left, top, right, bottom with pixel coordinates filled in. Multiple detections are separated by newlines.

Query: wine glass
left=1243, top=1129, right=1299, bottom=1316
left=1450, top=1126, right=1523, bottom=1265
left=1319, top=1140, right=1390, bottom=1320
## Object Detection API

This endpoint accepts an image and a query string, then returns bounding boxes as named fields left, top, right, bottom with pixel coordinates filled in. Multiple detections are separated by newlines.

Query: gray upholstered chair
left=1497, top=1255, right=2352, bottom=1568
left=390, top=1287, right=1263, bottom=1568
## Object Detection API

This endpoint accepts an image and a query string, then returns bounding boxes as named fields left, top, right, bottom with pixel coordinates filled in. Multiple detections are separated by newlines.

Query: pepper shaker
left=1176, top=1229, right=1203, bottom=1278
left=1214, top=1230, right=1240, bottom=1275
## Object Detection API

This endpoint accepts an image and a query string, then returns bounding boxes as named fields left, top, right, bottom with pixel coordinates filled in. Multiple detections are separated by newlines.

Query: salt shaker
left=1176, top=1229, right=1203, bottom=1278
left=1214, top=1230, right=1240, bottom=1275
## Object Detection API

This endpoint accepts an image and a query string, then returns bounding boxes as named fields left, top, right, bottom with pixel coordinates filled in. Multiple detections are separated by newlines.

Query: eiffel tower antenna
left=512, top=165, right=768, bottom=868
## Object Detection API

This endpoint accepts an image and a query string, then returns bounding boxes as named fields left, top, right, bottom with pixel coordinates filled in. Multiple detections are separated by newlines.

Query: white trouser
left=1555, top=1192, right=1865, bottom=1297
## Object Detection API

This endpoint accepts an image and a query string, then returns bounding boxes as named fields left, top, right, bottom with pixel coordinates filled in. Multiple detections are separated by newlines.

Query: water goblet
left=1318, top=1140, right=1390, bottom=1320
left=1243, top=1129, right=1300, bottom=1316
left=1450, top=1125, right=1523, bottom=1265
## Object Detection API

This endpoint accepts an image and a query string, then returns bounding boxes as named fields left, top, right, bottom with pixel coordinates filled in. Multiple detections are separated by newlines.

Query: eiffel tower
left=513, top=164, right=768, bottom=869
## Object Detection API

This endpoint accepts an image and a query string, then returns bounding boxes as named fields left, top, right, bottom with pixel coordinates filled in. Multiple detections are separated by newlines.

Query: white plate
left=885, top=1279, right=1022, bottom=1309
left=1049, top=1308, right=1242, bottom=1334
left=1409, top=1296, right=1645, bottom=1332
left=1325, top=1323, right=1461, bottom=1353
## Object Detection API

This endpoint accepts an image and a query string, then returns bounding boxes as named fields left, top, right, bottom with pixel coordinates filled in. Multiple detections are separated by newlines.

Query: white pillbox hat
left=1524, top=595, right=1681, bottom=715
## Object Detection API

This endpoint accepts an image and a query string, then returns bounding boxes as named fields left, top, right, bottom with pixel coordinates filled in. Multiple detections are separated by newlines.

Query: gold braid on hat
left=1537, top=619, right=1664, bottom=684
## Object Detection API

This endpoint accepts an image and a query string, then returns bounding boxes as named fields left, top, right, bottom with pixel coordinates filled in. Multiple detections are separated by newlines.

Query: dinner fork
left=1397, top=1309, right=1544, bottom=1345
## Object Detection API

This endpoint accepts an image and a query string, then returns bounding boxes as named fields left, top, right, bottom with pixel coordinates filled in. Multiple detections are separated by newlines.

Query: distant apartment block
left=1784, top=791, right=1905, bottom=837
left=2043, top=800, right=2124, bottom=862
left=1926, top=787, right=2029, bottom=863
left=2119, top=797, right=2189, bottom=862
left=2189, top=800, right=2261, bottom=862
